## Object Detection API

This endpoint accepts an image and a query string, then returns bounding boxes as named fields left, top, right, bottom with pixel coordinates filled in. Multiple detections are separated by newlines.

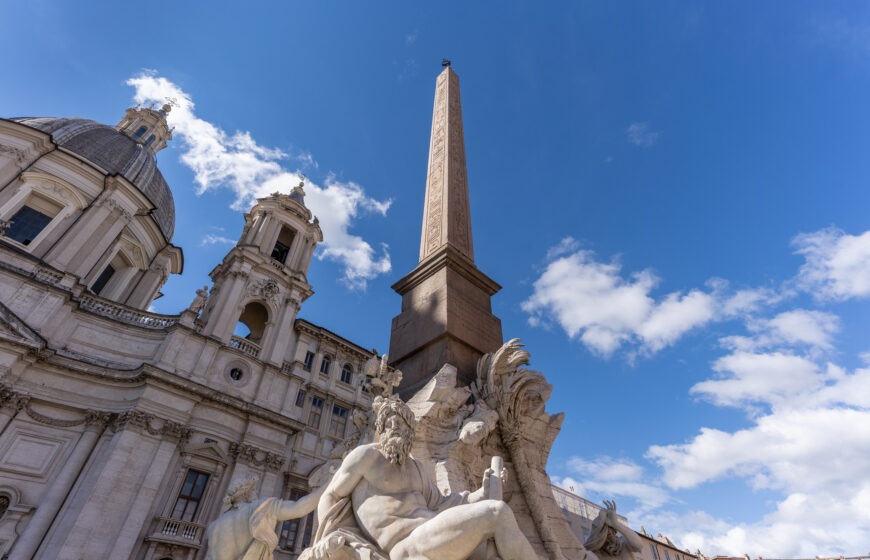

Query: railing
left=78, top=295, right=178, bottom=329
left=229, top=335, right=261, bottom=358
left=156, top=516, right=205, bottom=542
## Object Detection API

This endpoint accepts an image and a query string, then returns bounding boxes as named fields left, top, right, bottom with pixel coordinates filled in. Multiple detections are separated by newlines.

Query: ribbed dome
left=10, top=117, right=175, bottom=241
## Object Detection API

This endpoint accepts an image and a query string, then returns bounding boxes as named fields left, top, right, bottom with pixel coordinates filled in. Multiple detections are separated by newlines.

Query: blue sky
left=3, top=2, right=870, bottom=556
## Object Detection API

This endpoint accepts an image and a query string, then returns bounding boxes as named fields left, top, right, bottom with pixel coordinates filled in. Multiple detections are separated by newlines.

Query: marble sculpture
left=205, top=475, right=329, bottom=560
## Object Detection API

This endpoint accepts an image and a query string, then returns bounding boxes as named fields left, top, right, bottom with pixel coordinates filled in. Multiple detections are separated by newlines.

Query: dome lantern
left=115, top=103, right=173, bottom=155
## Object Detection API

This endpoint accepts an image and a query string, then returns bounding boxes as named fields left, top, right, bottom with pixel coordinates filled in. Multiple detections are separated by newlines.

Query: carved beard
left=378, top=427, right=412, bottom=465
left=602, top=527, right=622, bottom=556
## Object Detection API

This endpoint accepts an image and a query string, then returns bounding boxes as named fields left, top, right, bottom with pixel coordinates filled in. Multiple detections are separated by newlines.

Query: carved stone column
left=9, top=410, right=110, bottom=560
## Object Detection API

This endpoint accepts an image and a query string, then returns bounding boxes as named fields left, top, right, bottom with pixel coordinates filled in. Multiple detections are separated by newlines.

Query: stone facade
left=0, top=113, right=376, bottom=559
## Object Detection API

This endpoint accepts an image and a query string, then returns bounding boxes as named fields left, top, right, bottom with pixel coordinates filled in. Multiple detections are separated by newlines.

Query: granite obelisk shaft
left=389, top=66, right=503, bottom=397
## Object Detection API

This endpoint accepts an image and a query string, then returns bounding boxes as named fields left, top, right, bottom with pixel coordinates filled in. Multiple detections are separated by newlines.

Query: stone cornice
left=391, top=243, right=501, bottom=296
left=295, top=319, right=377, bottom=363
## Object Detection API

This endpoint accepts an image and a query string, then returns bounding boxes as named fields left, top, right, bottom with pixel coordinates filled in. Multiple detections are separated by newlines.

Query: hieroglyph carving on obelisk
left=420, top=67, right=474, bottom=263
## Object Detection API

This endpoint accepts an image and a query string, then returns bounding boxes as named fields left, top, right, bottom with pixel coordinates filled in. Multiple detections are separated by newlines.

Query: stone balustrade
left=229, top=335, right=261, bottom=358
left=157, top=516, right=205, bottom=542
left=78, top=295, right=178, bottom=329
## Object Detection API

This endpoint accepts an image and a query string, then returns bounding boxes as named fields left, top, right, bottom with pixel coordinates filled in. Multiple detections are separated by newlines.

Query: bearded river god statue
left=300, top=395, right=537, bottom=560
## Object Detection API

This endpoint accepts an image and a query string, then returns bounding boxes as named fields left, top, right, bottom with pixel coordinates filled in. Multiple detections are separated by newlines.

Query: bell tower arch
left=200, top=179, right=322, bottom=366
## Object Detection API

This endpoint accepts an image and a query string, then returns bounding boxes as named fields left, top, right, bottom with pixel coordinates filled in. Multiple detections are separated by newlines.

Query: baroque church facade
left=0, top=103, right=378, bottom=559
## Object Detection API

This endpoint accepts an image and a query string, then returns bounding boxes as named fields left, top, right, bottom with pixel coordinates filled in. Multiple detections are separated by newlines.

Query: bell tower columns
left=199, top=181, right=321, bottom=367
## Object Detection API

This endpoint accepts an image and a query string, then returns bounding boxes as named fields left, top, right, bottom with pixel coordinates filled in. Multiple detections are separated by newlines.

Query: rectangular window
left=664, top=550, right=671, bottom=560
left=6, top=205, right=54, bottom=246
left=278, top=489, right=306, bottom=550
left=330, top=405, right=348, bottom=437
left=308, top=396, right=324, bottom=428
left=171, top=469, right=210, bottom=522
left=319, top=355, right=332, bottom=375
left=295, top=389, right=305, bottom=407
left=650, top=544, right=659, bottom=560
left=91, top=264, right=115, bottom=296
left=340, top=364, right=353, bottom=384
left=303, top=351, right=314, bottom=371
left=271, top=226, right=296, bottom=264
left=301, top=511, right=315, bottom=548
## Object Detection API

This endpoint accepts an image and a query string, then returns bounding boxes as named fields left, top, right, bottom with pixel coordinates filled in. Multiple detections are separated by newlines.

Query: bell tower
left=389, top=65, right=503, bottom=397
left=200, top=179, right=322, bottom=366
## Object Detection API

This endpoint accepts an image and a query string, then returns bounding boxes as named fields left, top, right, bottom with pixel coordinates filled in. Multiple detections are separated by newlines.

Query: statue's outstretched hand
left=311, top=534, right=345, bottom=560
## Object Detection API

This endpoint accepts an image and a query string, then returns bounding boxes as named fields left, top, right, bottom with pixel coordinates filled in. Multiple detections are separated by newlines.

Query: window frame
left=330, top=404, right=348, bottom=437
left=170, top=469, right=210, bottom=522
left=278, top=489, right=306, bottom=550
left=308, top=396, right=324, bottom=428
left=303, top=351, right=315, bottom=372
left=340, top=363, right=353, bottom=384
left=319, top=354, right=332, bottom=375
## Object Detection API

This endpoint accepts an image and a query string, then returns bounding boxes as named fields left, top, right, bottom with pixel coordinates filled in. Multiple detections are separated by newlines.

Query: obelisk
left=389, top=65, right=503, bottom=397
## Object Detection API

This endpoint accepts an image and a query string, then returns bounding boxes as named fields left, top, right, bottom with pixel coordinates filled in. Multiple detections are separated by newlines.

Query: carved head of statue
left=223, top=476, right=258, bottom=508
left=373, top=396, right=416, bottom=465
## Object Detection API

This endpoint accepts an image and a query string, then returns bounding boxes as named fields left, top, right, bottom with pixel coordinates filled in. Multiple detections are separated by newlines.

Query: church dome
left=9, top=116, right=175, bottom=240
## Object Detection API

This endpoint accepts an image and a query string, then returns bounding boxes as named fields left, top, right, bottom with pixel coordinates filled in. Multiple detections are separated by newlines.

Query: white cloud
left=545, top=236, right=581, bottom=261
left=522, top=249, right=752, bottom=356
left=126, top=70, right=391, bottom=289
left=793, top=227, right=870, bottom=301
left=646, top=354, right=870, bottom=557
left=200, top=233, right=235, bottom=246
left=627, top=122, right=661, bottom=147
left=690, top=351, right=821, bottom=409
left=538, top=228, right=870, bottom=556
left=564, top=456, right=671, bottom=516
left=753, top=309, right=839, bottom=350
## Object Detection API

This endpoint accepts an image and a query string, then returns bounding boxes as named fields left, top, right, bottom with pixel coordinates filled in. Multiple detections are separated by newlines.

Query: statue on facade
left=205, top=475, right=329, bottom=560
left=583, top=501, right=643, bottom=560
left=300, top=395, right=536, bottom=560
left=188, top=285, right=210, bottom=315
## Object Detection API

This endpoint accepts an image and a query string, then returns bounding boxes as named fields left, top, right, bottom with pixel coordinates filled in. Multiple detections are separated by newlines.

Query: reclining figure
left=301, top=395, right=537, bottom=560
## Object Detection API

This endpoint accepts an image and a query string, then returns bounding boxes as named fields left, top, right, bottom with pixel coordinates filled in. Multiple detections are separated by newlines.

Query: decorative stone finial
left=289, top=174, right=307, bottom=206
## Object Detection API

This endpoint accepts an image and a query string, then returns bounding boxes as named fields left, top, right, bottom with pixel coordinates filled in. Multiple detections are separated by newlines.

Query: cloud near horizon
left=126, top=70, right=391, bottom=289
left=538, top=228, right=870, bottom=556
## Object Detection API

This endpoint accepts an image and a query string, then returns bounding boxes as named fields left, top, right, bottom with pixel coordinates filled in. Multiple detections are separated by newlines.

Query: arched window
left=235, top=301, right=269, bottom=344
left=319, top=354, right=332, bottom=375
left=133, top=126, right=148, bottom=138
left=340, top=364, right=353, bottom=384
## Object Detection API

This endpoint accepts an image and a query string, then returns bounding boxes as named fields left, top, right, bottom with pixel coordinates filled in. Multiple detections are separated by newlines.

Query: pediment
left=182, top=441, right=229, bottom=464
left=0, top=301, right=45, bottom=349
